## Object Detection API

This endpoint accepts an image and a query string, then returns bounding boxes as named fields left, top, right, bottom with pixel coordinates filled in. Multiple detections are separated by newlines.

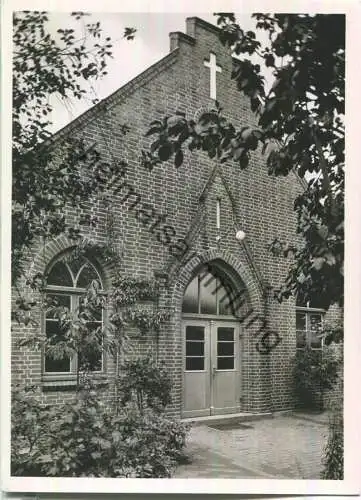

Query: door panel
left=211, top=323, right=240, bottom=415
left=182, top=320, right=240, bottom=417
left=183, top=322, right=211, bottom=417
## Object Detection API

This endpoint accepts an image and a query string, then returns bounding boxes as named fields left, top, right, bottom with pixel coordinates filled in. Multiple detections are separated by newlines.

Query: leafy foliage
left=292, top=346, right=340, bottom=410
left=11, top=11, right=190, bottom=481
left=11, top=384, right=188, bottom=477
left=19, top=279, right=105, bottom=355
left=18, top=272, right=169, bottom=388
left=117, top=354, right=172, bottom=412
left=110, top=275, right=169, bottom=335
left=112, top=276, right=160, bottom=306
left=122, top=306, right=170, bottom=335
left=17, top=267, right=131, bottom=389
left=320, top=320, right=344, bottom=346
left=12, top=11, right=133, bottom=284
left=143, top=14, right=344, bottom=311
left=321, top=389, right=343, bottom=479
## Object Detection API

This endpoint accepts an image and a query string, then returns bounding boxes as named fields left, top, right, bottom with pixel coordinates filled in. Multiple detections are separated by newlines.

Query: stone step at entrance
left=182, top=411, right=273, bottom=427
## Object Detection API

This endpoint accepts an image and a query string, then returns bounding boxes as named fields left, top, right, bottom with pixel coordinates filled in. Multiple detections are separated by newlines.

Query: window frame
left=182, top=267, right=241, bottom=318
left=296, top=301, right=325, bottom=350
left=185, top=325, right=206, bottom=372
left=42, top=256, right=106, bottom=381
left=216, top=326, right=235, bottom=370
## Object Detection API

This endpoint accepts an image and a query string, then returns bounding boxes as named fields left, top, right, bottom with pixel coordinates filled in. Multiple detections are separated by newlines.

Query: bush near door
left=292, top=346, right=340, bottom=411
left=11, top=357, right=189, bottom=477
left=321, top=398, right=343, bottom=479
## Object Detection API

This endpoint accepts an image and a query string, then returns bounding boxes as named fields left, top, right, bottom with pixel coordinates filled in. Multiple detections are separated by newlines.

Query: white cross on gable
left=204, top=52, right=222, bottom=100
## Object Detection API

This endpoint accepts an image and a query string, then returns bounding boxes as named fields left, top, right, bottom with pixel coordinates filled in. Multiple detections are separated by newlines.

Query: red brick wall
left=11, top=17, right=342, bottom=416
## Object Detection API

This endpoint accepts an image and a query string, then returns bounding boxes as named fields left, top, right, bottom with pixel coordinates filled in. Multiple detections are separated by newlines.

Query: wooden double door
left=182, top=319, right=241, bottom=418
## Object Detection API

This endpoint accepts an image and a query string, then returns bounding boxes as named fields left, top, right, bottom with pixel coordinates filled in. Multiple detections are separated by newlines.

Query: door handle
left=212, top=366, right=217, bottom=377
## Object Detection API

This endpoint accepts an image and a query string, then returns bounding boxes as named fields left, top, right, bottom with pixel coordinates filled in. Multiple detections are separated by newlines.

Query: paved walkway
left=174, top=412, right=329, bottom=479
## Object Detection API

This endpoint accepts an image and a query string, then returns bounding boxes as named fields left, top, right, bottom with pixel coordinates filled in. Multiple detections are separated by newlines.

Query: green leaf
left=145, top=126, right=161, bottom=137
left=247, top=135, right=258, bottom=150
left=239, top=152, right=249, bottom=169
left=233, top=147, right=244, bottom=161
left=265, top=97, right=277, bottom=113
left=324, top=252, right=336, bottom=266
left=150, top=139, right=161, bottom=153
left=312, top=257, right=325, bottom=271
left=158, top=143, right=172, bottom=162
left=265, top=53, right=275, bottom=67
left=111, top=430, right=122, bottom=443
left=174, top=149, right=183, bottom=168
left=317, top=225, right=328, bottom=239
left=149, top=119, right=162, bottom=128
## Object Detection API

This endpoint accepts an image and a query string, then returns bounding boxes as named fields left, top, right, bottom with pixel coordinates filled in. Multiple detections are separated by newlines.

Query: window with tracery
left=182, top=265, right=244, bottom=317
left=44, top=254, right=104, bottom=374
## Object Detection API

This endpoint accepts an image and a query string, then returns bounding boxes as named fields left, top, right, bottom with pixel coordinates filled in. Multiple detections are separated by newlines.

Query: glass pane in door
left=217, top=357, right=234, bottom=370
left=216, top=327, right=235, bottom=370
left=185, top=325, right=205, bottom=371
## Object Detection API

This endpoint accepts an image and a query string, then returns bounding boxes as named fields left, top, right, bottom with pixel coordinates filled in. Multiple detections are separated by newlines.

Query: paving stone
left=175, top=414, right=329, bottom=479
left=174, top=444, right=266, bottom=478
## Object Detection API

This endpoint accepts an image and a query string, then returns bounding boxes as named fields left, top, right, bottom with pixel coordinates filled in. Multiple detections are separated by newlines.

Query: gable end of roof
left=52, top=48, right=180, bottom=143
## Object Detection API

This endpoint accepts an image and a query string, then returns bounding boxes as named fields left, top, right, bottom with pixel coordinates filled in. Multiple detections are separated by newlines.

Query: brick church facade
left=12, top=17, right=340, bottom=418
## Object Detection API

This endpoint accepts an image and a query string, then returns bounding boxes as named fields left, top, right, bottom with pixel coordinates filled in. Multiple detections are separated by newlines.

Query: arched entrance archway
left=181, top=261, right=250, bottom=417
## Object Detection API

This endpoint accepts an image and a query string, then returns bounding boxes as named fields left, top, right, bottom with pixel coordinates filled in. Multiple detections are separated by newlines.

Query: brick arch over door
left=170, top=248, right=266, bottom=417
left=171, top=248, right=264, bottom=317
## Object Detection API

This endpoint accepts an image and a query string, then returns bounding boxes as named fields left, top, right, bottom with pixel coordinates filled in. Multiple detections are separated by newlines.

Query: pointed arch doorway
left=181, top=263, right=246, bottom=418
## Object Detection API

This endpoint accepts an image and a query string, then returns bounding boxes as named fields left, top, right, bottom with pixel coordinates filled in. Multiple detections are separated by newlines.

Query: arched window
left=296, top=296, right=324, bottom=350
left=182, top=264, right=246, bottom=317
left=44, top=254, right=104, bottom=375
